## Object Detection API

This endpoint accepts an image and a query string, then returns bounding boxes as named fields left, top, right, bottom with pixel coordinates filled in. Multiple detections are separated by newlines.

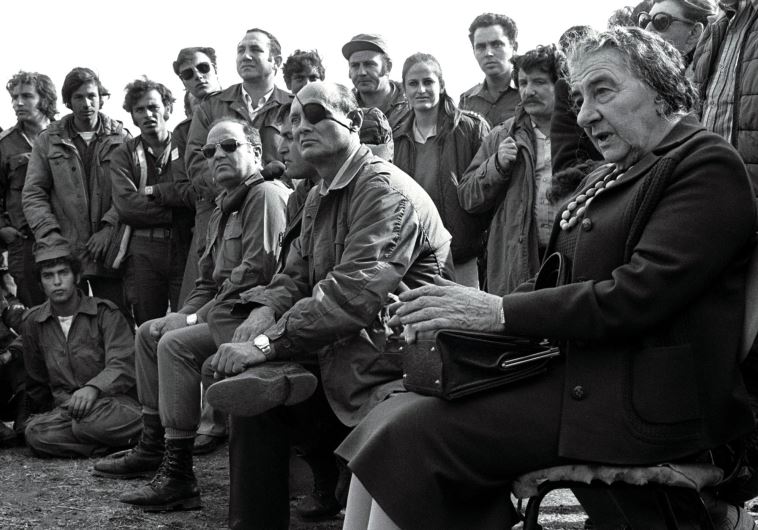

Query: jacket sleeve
left=181, top=217, right=218, bottom=313
left=151, top=128, right=196, bottom=208
left=109, top=143, right=172, bottom=227
left=218, top=183, right=289, bottom=300
left=85, top=304, right=136, bottom=396
left=0, top=145, right=9, bottom=231
left=186, top=104, right=214, bottom=201
left=21, top=317, right=53, bottom=414
left=253, top=181, right=429, bottom=356
left=22, top=134, right=61, bottom=239
left=458, top=126, right=513, bottom=214
left=501, top=140, right=756, bottom=341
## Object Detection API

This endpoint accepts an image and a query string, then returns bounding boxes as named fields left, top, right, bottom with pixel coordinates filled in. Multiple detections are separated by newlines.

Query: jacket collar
left=48, top=113, right=125, bottom=143
left=355, top=80, right=407, bottom=111
left=719, top=0, right=758, bottom=14
left=319, top=144, right=373, bottom=195
left=603, top=114, right=704, bottom=189
left=33, top=290, right=98, bottom=323
left=468, top=79, right=518, bottom=99
left=394, top=104, right=462, bottom=142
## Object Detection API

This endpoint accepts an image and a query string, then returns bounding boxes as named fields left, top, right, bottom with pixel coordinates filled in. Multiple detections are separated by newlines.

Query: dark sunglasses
left=638, top=11, right=694, bottom=31
left=201, top=138, right=251, bottom=159
left=179, top=62, right=212, bottom=81
left=296, top=96, right=352, bottom=130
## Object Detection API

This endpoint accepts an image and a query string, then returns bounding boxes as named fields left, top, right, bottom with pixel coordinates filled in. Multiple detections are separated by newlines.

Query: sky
left=0, top=0, right=614, bottom=130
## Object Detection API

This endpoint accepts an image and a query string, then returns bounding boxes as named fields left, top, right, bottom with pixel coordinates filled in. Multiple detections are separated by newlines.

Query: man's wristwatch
left=143, top=185, right=154, bottom=196
left=254, top=334, right=273, bottom=360
left=185, top=313, right=198, bottom=326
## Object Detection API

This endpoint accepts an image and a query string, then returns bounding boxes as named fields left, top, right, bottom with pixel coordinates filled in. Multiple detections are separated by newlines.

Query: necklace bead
left=559, top=164, right=624, bottom=231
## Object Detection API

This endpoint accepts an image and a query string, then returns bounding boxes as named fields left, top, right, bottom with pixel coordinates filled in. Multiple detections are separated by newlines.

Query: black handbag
left=400, top=252, right=568, bottom=400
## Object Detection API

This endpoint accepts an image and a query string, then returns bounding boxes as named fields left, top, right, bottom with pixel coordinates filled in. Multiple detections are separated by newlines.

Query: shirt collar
left=319, top=143, right=362, bottom=196
left=242, top=86, right=275, bottom=113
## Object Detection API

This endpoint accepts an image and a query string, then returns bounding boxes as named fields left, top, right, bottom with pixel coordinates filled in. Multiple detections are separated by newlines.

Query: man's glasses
left=638, top=12, right=694, bottom=31
left=201, top=138, right=251, bottom=159
left=179, top=62, right=212, bottom=81
left=295, top=96, right=352, bottom=130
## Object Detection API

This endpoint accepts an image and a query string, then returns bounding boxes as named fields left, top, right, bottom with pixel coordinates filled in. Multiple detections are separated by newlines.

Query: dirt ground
left=0, top=443, right=342, bottom=530
left=0, top=440, right=587, bottom=530
left=5, top=439, right=754, bottom=529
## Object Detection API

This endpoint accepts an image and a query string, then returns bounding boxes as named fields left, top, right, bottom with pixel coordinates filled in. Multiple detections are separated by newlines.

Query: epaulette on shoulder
left=96, top=297, right=120, bottom=311
left=21, top=305, right=40, bottom=322
left=459, top=108, right=487, bottom=123
left=0, top=127, right=16, bottom=142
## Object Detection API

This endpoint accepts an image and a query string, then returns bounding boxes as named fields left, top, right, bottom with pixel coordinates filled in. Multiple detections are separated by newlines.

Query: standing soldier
left=0, top=71, right=57, bottom=307
left=22, top=67, right=130, bottom=314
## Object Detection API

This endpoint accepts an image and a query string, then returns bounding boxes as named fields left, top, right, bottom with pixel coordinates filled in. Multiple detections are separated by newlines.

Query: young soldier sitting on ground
left=22, top=241, right=141, bottom=458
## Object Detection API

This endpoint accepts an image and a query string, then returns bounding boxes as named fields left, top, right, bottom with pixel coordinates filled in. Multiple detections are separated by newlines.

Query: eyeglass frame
left=200, top=138, right=253, bottom=159
left=179, top=62, right=213, bottom=81
left=637, top=11, right=696, bottom=31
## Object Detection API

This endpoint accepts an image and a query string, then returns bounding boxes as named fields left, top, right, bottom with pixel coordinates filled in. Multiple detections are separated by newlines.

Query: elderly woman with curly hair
left=336, top=27, right=756, bottom=530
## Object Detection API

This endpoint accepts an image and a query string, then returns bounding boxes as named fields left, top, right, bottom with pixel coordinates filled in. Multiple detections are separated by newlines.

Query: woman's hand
left=388, top=276, right=505, bottom=342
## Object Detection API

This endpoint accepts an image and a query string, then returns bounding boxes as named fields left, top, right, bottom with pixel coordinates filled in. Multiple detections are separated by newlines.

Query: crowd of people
left=0, top=0, right=757, bottom=528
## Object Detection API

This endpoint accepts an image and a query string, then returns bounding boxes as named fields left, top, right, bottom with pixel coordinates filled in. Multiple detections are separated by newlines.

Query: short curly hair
left=468, top=13, right=518, bottom=48
left=61, top=67, right=110, bottom=109
left=283, top=50, right=326, bottom=88
left=568, top=27, right=698, bottom=117
left=511, top=44, right=568, bottom=85
left=122, top=77, right=175, bottom=115
left=6, top=71, right=58, bottom=121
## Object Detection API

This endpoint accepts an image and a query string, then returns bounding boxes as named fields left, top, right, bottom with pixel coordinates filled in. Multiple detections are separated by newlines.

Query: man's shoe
left=93, top=413, right=164, bottom=479
left=296, top=453, right=342, bottom=520
left=192, top=434, right=225, bottom=455
left=120, top=438, right=201, bottom=512
left=295, top=491, right=341, bottom=520
left=206, top=362, right=317, bottom=417
left=715, top=505, right=757, bottom=530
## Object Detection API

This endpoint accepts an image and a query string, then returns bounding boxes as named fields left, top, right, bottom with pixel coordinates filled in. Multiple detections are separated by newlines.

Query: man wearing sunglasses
left=169, top=47, right=222, bottom=292
left=638, top=0, right=715, bottom=64
left=203, top=81, right=452, bottom=529
left=185, top=29, right=292, bottom=228
left=95, top=118, right=289, bottom=513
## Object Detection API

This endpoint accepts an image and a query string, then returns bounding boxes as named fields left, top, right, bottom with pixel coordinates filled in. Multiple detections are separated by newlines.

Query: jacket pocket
left=8, top=153, right=31, bottom=188
left=630, top=345, right=701, bottom=424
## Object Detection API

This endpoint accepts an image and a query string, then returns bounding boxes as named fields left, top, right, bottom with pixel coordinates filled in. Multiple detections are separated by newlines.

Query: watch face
left=254, top=335, right=269, bottom=349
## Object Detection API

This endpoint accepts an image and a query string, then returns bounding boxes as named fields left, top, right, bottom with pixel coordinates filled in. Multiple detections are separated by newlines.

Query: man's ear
left=347, top=108, right=364, bottom=132
left=686, top=22, right=704, bottom=49
left=274, top=55, right=283, bottom=68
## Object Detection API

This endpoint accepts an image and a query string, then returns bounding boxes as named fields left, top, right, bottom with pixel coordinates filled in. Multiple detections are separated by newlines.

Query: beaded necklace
left=559, top=164, right=625, bottom=231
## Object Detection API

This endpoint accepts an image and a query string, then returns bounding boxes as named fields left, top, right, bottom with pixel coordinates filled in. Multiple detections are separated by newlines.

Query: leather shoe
left=206, top=362, right=317, bottom=417
left=193, top=434, right=225, bottom=455
left=295, top=492, right=341, bottom=520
